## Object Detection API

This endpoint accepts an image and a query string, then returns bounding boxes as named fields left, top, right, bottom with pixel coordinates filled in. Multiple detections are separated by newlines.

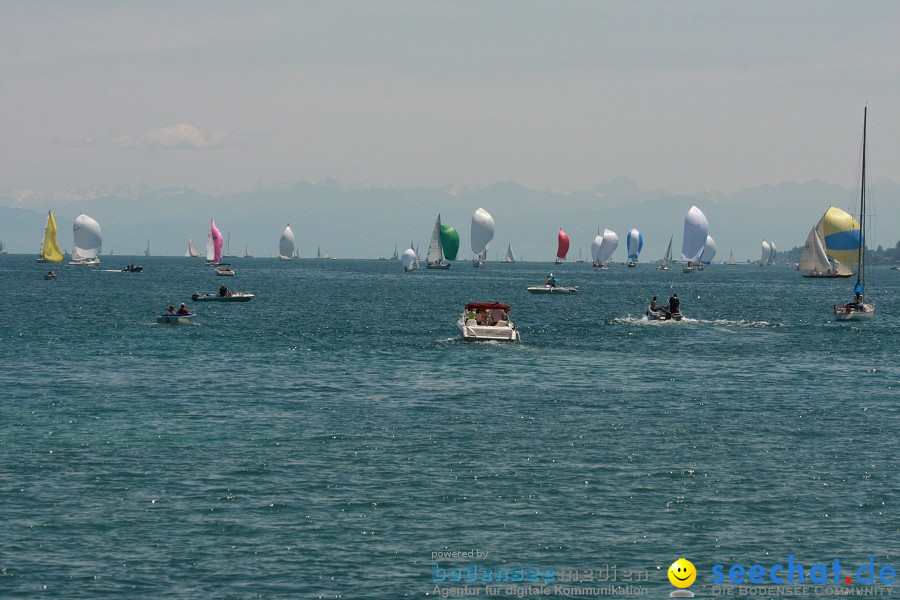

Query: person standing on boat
left=650, top=296, right=658, bottom=312
left=219, top=284, right=229, bottom=297
left=668, top=293, right=680, bottom=315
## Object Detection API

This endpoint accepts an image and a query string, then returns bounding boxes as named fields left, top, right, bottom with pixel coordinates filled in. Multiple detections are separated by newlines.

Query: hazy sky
left=3, top=1, right=900, bottom=196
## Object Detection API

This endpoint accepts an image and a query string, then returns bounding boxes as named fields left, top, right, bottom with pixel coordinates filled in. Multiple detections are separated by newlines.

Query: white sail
left=391, top=244, right=399, bottom=260
left=700, top=235, right=717, bottom=264
left=589, top=233, right=603, bottom=263
left=798, top=225, right=831, bottom=273
left=0, top=240, right=7, bottom=254
left=426, top=215, right=443, bottom=265
left=470, top=208, right=495, bottom=255
left=206, top=233, right=214, bottom=261
left=659, top=235, right=673, bottom=268
left=244, top=244, right=252, bottom=258
left=401, top=248, right=417, bottom=270
left=72, top=214, right=102, bottom=260
left=769, top=242, right=777, bottom=263
left=279, top=225, right=296, bottom=259
left=504, top=244, right=516, bottom=263
left=595, top=229, right=619, bottom=264
left=727, top=250, right=736, bottom=265
left=681, top=206, right=709, bottom=263
left=144, top=240, right=151, bottom=257
left=760, top=241, right=771, bottom=265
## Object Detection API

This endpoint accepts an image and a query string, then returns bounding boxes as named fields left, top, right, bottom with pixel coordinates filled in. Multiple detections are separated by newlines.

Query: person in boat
left=219, top=284, right=229, bottom=297
left=177, top=303, right=190, bottom=315
left=167, top=305, right=176, bottom=315
left=549, top=273, right=557, bottom=287
left=668, top=293, right=680, bottom=315
left=47, top=270, right=56, bottom=277
left=650, top=296, right=658, bottom=312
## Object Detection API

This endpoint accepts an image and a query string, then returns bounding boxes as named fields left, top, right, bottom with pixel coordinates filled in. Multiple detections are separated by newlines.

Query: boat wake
left=613, top=316, right=775, bottom=328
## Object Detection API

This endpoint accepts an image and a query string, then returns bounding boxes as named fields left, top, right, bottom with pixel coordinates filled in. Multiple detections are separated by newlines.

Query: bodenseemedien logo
left=669, top=558, right=697, bottom=597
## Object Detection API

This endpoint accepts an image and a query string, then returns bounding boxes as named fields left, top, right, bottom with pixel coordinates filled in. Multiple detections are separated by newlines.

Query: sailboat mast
left=858, top=106, right=867, bottom=295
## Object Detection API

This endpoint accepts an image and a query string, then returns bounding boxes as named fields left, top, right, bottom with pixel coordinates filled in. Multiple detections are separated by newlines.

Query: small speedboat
left=646, top=306, right=683, bottom=321
left=122, top=265, right=143, bottom=272
left=215, top=264, right=235, bottom=276
left=458, top=302, right=521, bottom=342
left=156, top=313, right=196, bottom=325
left=44, top=271, right=57, bottom=280
left=192, top=292, right=254, bottom=302
left=526, top=285, right=579, bottom=294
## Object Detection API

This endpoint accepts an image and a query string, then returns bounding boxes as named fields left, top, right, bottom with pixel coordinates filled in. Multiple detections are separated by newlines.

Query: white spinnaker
left=73, top=214, right=102, bottom=259
left=470, top=208, right=495, bottom=254
left=760, top=241, right=771, bottom=264
left=681, top=206, right=709, bottom=263
left=401, top=248, right=416, bottom=269
left=595, top=229, right=619, bottom=263
left=700, top=235, right=717, bottom=264
left=590, top=233, right=603, bottom=262
left=279, top=225, right=296, bottom=258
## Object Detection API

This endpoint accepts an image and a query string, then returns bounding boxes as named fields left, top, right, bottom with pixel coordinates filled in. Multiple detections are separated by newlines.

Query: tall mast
left=858, top=106, right=867, bottom=295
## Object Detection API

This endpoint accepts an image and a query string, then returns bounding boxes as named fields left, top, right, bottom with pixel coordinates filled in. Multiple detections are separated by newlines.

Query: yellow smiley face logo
left=668, top=558, right=696, bottom=588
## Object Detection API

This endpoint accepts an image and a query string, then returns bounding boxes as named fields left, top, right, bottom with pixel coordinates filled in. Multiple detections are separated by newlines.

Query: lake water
left=1, top=255, right=898, bottom=598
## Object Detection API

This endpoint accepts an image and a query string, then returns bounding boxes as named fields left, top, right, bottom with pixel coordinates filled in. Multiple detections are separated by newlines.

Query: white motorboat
left=647, top=306, right=683, bottom=321
left=215, top=264, right=235, bottom=276
left=526, top=285, right=579, bottom=294
left=457, top=302, right=521, bottom=342
left=192, top=291, right=253, bottom=302
left=156, top=313, right=196, bottom=325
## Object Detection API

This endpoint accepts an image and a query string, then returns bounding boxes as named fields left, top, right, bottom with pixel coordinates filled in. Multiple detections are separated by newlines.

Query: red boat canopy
left=465, top=302, right=511, bottom=312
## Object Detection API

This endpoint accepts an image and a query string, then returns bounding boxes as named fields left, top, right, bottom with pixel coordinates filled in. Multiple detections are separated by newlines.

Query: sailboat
left=657, top=235, right=673, bottom=270
left=0, top=239, right=6, bottom=255
left=626, top=228, right=643, bottom=267
left=503, top=244, right=516, bottom=263
left=279, top=225, right=296, bottom=260
left=244, top=244, right=253, bottom=258
left=425, top=214, right=459, bottom=269
left=184, top=239, right=202, bottom=258
left=700, top=235, right=717, bottom=266
left=144, top=240, right=151, bottom=257
left=471, top=207, right=495, bottom=267
left=555, top=229, right=569, bottom=264
left=316, top=246, right=322, bottom=259
left=726, top=250, right=736, bottom=266
left=576, top=248, right=584, bottom=263
left=681, top=206, right=709, bottom=273
left=833, top=107, right=874, bottom=321
left=593, top=229, right=618, bottom=268
left=69, top=214, right=102, bottom=266
left=37, top=211, right=65, bottom=263
left=223, top=233, right=237, bottom=258
left=391, top=244, right=399, bottom=260
left=798, top=209, right=854, bottom=278
left=401, top=247, right=417, bottom=271
left=207, top=220, right=223, bottom=265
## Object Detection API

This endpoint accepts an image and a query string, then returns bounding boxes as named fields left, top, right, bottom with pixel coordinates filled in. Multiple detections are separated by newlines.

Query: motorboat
left=43, top=271, right=57, bottom=280
left=215, top=264, right=235, bottom=276
left=69, top=256, right=100, bottom=266
left=122, top=265, right=143, bottom=272
left=192, top=291, right=254, bottom=302
left=457, top=302, right=521, bottom=342
left=156, top=313, right=196, bottom=325
left=526, top=285, right=579, bottom=294
left=647, top=306, right=683, bottom=321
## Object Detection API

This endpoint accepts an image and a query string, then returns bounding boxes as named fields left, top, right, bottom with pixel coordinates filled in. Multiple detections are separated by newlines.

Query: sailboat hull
left=426, top=262, right=451, bottom=269
left=833, top=304, right=874, bottom=321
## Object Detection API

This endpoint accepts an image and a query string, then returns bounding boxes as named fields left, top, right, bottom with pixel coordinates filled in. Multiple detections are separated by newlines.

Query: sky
left=2, top=1, right=900, bottom=196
